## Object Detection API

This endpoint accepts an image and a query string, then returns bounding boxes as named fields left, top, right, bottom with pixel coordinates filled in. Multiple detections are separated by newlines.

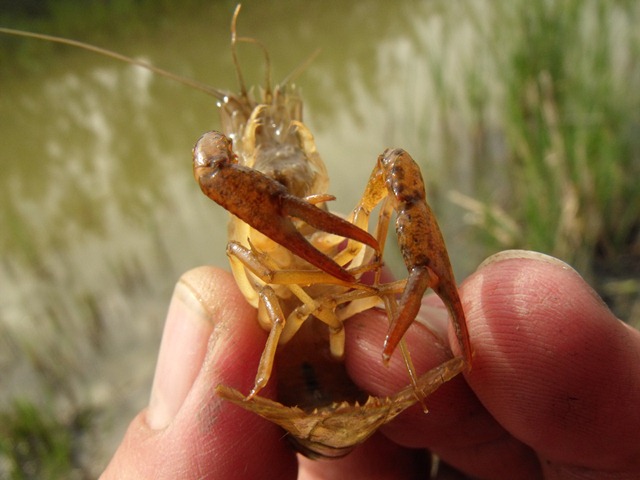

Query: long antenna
left=277, top=48, right=321, bottom=91
left=230, top=4, right=248, bottom=99
left=230, top=4, right=273, bottom=102
left=0, top=26, right=227, bottom=101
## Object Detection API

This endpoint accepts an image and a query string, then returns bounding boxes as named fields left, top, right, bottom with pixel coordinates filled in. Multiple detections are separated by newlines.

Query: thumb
left=101, top=266, right=296, bottom=480
left=465, top=251, right=640, bottom=478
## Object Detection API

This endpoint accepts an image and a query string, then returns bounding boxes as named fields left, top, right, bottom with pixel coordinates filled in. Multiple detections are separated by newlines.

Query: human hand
left=101, top=251, right=640, bottom=479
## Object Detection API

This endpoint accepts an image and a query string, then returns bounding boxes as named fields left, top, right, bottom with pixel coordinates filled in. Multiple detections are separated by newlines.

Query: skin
left=101, top=250, right=640, bottom=479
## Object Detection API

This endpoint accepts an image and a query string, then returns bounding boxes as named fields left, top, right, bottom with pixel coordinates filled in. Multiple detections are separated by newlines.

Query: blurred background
left=1, top=0, right=638, bottom=477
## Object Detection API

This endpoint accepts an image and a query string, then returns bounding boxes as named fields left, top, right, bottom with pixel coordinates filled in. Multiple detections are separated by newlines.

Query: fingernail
left=476, top=249, right=577, bottom=273
left=147, top=279, right=215, bottom=430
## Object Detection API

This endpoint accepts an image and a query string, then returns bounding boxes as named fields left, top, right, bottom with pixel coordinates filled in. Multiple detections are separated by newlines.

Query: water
left=0, top=1, right=489, bottom=472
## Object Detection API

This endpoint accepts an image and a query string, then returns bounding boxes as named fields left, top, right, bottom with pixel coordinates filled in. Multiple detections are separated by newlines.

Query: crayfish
left=0, top=4, right=472, bottom=459
left=192, top=5, right=472, bottom=458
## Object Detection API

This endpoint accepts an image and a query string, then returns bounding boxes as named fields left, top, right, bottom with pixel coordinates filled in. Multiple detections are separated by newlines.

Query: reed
left=456, top=0, right=640, bottom=283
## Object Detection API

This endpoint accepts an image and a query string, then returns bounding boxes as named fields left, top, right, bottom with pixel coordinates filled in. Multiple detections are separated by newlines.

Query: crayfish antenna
left=0, top=27, right=227, bottom=101
left=230, top=4, right=273, bottom=102
left=277, top=48, right=321, bottom=92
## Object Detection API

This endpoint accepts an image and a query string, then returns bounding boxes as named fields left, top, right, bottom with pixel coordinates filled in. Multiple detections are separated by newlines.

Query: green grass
left=0, top=399, right=94, bottom=479
left=456, top=0, right=640, bottom=293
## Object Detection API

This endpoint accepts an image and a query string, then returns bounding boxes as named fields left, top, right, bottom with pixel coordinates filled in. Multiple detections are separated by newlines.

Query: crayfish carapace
left=193, top=5, right=472, bottom=458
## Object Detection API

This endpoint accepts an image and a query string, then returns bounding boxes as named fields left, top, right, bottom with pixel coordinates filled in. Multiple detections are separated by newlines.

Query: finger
left=345, top=289, right=540, bottom=479
left=462, top=251, right=640, bottom=478
left=101, top=266, right=297, bottom=480
left=297, top=432, right=430, bottom=480
left=347, top=250, right=640, bottom=479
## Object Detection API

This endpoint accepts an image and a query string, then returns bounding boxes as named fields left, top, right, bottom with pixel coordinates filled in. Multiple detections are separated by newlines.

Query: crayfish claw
left=283, top=195, right=379, bottom=252
left=382, top=266, right=434, bottom=362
